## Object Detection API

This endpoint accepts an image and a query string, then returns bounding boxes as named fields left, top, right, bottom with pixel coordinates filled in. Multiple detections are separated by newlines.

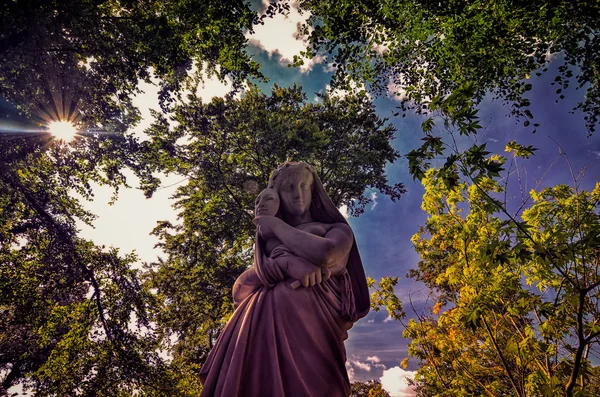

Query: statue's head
left=268, top=162, right=316, bottom=218
left=255, top=187, right=280, bottom=217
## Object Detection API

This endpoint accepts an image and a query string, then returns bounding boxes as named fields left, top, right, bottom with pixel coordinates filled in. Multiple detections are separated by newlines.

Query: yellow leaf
left=433, top=301, right=443, bottom=315
left=400, top=358, right=409, bottom=369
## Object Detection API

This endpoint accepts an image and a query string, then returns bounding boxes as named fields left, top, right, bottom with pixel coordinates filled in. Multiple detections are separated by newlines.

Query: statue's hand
left=287, top=263, right=331, bottom=289
left=254, top=215, right=281, bottom=240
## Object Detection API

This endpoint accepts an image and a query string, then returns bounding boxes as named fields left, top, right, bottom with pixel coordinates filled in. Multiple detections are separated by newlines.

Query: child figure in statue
left=232, top=188, right=331, bottom=306
left=256, top=187, right=330, bottom=255
left=254, top=187, right=284, bottom=255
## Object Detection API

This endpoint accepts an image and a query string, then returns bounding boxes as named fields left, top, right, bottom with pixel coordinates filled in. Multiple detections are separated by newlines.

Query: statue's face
left=277, top=167, right=313, bottom=217
left=255, top=188, right=280, bottom=217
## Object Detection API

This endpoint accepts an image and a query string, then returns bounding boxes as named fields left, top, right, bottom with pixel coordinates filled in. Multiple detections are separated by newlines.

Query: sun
left=48, top=120, right=78, bottom=141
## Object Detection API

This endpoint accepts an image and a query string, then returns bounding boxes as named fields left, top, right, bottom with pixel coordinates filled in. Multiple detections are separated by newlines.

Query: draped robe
left=198, top=235, right=362, bottom=397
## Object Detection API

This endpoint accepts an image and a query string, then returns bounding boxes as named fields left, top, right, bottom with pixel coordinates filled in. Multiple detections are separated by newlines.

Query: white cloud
left=324, top=83, right=372, bottom=101
left=323, top=62, right=338, bottom=73
left=373, top=41, right=390, bottom=55
left=338, top=204, right=349, bottom=219
left=383, top=315, right=394, bottom=323
left=129, top=64, right=237, bottom=144
left=387, top=76, right=409, bottom=102
left=351, top=359, right=372, bottom=372
left=386, top=60, right=437, bottom=106
left=380, top=366, right=416, bottom=397
left=188, top=62, right=242, bottom=103
left=247, top=1, right=322, bottom=73
left=346, top=362, right=356, bottom=382
left=196, top=75, right=236, bottom=103
left=370, top=191, right=378, bottom=210
left=76, top=170, right=181, bottom=266
left=366, top=356, right=381, bottom=363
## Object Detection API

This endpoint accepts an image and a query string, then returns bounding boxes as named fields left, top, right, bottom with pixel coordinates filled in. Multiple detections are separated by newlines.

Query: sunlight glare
left=48, top=120, right=78, bottom=141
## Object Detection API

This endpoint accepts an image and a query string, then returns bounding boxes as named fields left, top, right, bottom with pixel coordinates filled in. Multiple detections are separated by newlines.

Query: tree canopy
left=0, top=79, right=404, bottom=394
left=297, top=0, right=600, bottom=134
left=0, top=0, right=263, bottom=130
left=0, top=1, right=271, bottom=393
left=351, top=379, right=391, bottom=397
left=0, top=131, right=168, bottom=394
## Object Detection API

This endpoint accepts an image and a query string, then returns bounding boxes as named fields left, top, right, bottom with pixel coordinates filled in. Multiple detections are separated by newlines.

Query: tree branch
left=0, top=168, right=115, bottom=345
left=482, top=316, right=523, bottom=397
left=565, top=289, right=587, bottom=397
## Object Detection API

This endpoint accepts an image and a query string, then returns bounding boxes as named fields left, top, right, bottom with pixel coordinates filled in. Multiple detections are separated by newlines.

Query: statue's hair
left=267, top=161, right=316, bottom=189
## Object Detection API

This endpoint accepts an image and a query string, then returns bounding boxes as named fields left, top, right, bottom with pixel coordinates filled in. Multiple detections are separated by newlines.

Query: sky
left=14, top=2, right=599, bottom=396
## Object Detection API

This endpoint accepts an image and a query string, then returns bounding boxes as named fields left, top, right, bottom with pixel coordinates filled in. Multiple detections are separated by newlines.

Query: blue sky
left=12, top=3, right=595, bottom=396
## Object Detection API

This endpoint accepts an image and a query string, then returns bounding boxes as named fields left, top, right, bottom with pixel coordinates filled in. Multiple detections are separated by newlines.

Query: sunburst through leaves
left=47, top=120, right=78, bottom=141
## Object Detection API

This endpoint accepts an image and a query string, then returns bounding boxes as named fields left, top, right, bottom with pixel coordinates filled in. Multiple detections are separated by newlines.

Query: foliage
left=401, top=141, right=600, bottom=397
left=0, top=2, right=292, bottom=394
left=368, top=276, right=405, bottom=321
left=297, top=0, right=600, bottom=134
left=0, top=127, right=173, bottom=394
left=0, top=0, right=264, bottom=130
left=143, top=84, right=405, bottom=394
left=403, top=88, right=509, bottom=186
left=351, top=379, right=391, bottom=397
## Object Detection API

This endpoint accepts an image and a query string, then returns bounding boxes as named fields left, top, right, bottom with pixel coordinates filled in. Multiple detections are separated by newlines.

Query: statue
left=199, top=162, right=370, bottom=397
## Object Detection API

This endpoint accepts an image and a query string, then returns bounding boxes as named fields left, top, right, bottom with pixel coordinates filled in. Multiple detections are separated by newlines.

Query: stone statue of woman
left=199, top=161, right=370, bottom=397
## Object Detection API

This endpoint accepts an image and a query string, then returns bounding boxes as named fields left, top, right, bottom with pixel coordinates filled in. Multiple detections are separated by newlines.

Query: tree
left=143, top=84, right=405, bottom=394
left=297, top=0, right=600, bottom=134
left=351, top=380, right=391, bottom=397
left=0, top=0, right=264, bottom=131
left=401, top=141, right=600, bottom=397
left=0, top=2, right=287, bottom=393
left=0, top=128, right=175, bottom=394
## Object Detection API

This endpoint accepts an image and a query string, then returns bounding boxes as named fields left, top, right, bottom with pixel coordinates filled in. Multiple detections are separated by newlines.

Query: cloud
left=346, top=355, right=389, bottom=383
left=247, top=1, right=322, bottom=73
left=545, top=47, right=558, bottom=62
left=196, top=75, right=237, bottom=103
left=324, top=83, right=372, bottom=100
left=75, top=169, right=181, bottom=265
left=350, top=359, right=372, bottom=372
left=589, top=150, right=600, bottom=159
left=380, top=366, right=417, bottom=397
left=386, top=60, right=437, bottom=105
left=346, top=362, right=356, bottom=382
left=338, top=204, right=350, bottom=219
left=129, top=64, right=238, bottom=143
left=188, top=62, right=243, bottom=103
left=370, top=192, right=378, bottom=210
left=323, top=62, right=338, bottom=73
left=373, top=41, right=390, bottom=55
left=387, top=76, right=409, bottom=102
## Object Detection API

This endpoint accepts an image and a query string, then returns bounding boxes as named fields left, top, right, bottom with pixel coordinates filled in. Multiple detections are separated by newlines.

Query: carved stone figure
left=199, top=162, right=369, bottom=397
